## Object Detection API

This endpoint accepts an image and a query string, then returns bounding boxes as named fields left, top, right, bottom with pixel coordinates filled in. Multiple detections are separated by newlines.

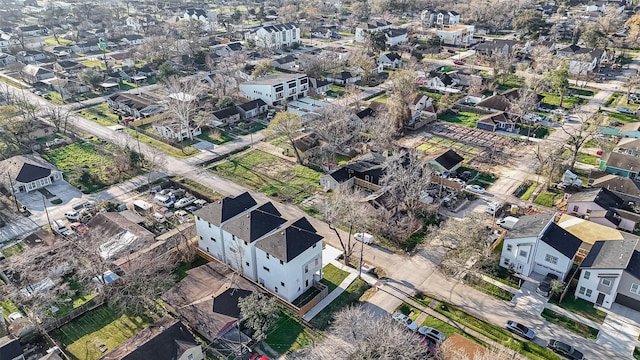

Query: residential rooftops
left=505, top=213, right=554, bottom=239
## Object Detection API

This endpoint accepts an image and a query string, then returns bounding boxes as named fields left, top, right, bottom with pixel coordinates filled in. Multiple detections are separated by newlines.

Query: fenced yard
left=211, top=149, right=322, bottom=203
left=51, top=306, right=153, bottom=360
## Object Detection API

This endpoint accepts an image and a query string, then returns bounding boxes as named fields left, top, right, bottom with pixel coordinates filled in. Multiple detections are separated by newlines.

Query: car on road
left=536, top=273, right=560, bottom=297
left=69, top=222, right=88, bottom=234
left=418, top=326, right=446, bottom=343
left=505, top=320, right=535, bottom=340
left=465, top=184, right=485, bottom=194
left=453, top=60, right=465, bottom=65
left=354, top=232, right=374, bottom=244
left=547, top=339, right=585, bottom=360
left=618, top=107, right=634, bottom=114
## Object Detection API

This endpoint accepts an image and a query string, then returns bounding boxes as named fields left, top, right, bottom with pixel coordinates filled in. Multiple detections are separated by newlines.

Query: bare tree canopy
left=322, top=187, right=367, bottom=266
left=265, top=112, right=304, bottom=164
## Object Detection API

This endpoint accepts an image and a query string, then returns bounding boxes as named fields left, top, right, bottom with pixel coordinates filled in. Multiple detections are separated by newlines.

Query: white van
left=496, top=216, right=519, bottom=230
left=354, top=232, right=374, bottom=244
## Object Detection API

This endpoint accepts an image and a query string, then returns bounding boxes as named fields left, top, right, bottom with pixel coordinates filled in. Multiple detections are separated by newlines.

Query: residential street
left=2, top=54, right=639, bottom=359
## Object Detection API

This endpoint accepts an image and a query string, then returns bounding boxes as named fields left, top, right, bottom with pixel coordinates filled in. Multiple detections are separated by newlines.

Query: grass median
left=541, top=308, right=599, bottom=339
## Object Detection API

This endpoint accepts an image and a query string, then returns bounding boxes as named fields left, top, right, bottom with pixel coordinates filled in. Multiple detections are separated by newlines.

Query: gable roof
left=212, top=106, right=240, bottom=119
left=475, top=94, right=511, bottom=112
left=425, top=149, right=463, bottom=171
left=221, top=202, right=286, bottom=243
left=589, top=173, right=640, bottom=197
left=540, top=222, right=583, bottom=259
left=556, top=214, right=625, bottom=245
left=506, top=213, right=554, bottom=239
left=194, top=192, right=257, bottom=226
left=261, top=23, right=298, bottom=32
left=16, top=162, right=52, bottom=183
left=255, top=220, right=322, bottom=262
left=100, top=318, right=199, bottom=360
left=0, top=338, right=23, bottom=360
left=568, top=188, right=622, bottom=209
left=380, top=52, right=402, bottom=62
left=604, top=151, right=640, bottom=172
left=616, top=137, right=640, bottom=152
left=477, top=111, right=514, bottom=126
left=0, top=154, right=58, bottom=184
left=582, top=236, right=640, bottom=269
left=237, top=98, right=267, bottom=111
left=326, top=166, right=350, bottom=182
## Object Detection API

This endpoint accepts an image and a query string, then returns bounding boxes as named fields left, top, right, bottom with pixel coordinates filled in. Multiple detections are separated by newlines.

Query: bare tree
left=625, top=73, right=640, bottom=104
left=308, top=105, right=360, bottom=169
left=561, top=115, right=596, bottom=171
left=163, top=75, right=207, bottom=143
left=380, top=149, right=433, bottom=220
left=425, top=214, right=492, bottom=277
left=388, top=70, right=418, bottom=133
left=265, top=112, right=304, bottom=164
left=490, top=51, right=515, bottom=84
left=252, top=60, right=275, bottom=77
left=350, top=51, right=377, bottom=85
left=290, top=305, right=424, bottom=359
left=571, top=53, right=595, bottom=87
left=43, top=105, right=71, bottom=134
left=238, top=292, right=280, bottom=341
left=322, top=187, right=367, bottom=267
left=508, top=88, right=538, bottom=138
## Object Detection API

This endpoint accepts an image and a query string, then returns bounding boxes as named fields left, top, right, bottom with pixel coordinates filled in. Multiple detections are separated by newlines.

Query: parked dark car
left=537, top=273, right=559, bottom=297
left=547, top=339, right=585, bottom=360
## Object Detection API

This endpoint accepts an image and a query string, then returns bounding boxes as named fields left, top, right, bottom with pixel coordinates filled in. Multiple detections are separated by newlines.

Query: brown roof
left=475, top=94, right=511, bottom=112
left=617, top=138, right=640, bottom=152
left=621, top=122, right=640, bottom=133
left=590, top=173, right=640, bottom=197
left=477, top=111, right=514, bottom=125
left=161, top=262, right=259, bottom=341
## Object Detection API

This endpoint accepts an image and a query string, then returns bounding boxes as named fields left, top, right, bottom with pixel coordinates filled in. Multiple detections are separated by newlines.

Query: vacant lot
left=77, top=103, right=120, bottom=127
left=51, top=306, right=153, bottom=360
left=212, top=149, right=321, bottom=203
left=265, top=311, right=319, bottom=355
left=541, top=308, right=599, bottom=339
left=438, top=111, right=480, bottom=128
left=540, top=93, right=586, bottom=109
left=534, top=192, right=562, bottom=207
left=43, top=141, right=137, bottom=193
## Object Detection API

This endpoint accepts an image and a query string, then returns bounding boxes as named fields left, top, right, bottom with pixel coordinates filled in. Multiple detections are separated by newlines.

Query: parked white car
left=8, top=312, right=23, bottom=323
left=465, top=185, right=485, bottom=194
left=174, top=196, right=197, bottom=209
left=65, top=211, right=81, bottom=221
left=418, top=326, right=447, bottom=343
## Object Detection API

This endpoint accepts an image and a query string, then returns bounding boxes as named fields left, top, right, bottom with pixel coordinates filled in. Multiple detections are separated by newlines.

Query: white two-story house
left=576, top=235, right=640, bottom=311
left=421, top=10, right=461, bottom=28
left=194, top=192, right=324, bottom=303
left=355, top=20, right=392, bottom=43
left=500, top=213, right=582, bottom=280
left=250, top=23, right=300, bottom=50
left=239, top=74, right=308, bottom=106
left=183, top=8, right=217, bottom=32
left=556, top=45, right=607, bottom=75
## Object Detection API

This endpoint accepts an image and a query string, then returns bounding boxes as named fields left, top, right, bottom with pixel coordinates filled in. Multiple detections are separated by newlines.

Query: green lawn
left=436, top=302, right=560, bottom=360
left=2, top=242, right=24, bottom=257
left=569, top=87, right=596, bottom=97
left=172, top=177, right=222, bottom=201
left=521, top=182, right=538, bottom=201
left=309, top=279, right=370, bottom=330
left=584, top=139, right=598, bottom=148
left=51, top=306, right=153, bottom=360
left=606, top=111, right=638, bottom=124
left=42, top=141, right=135, bottom=193
left=550, top=295, right=607, bottom=324
left=319, top=263, right=349, bottom=293
left=265, top=312, right=319, bottom=355
left=420, top=316, right=480, bottom=343
left=44, top=37, right=74, bottom=46
left=79, top=59, right=106, bottom=70
left=438, top=111, right=480, bottom=128
left=197, top=128, right=234, bottom=145
left=464, top=274, right=514, bottom=301
left=77, top=103, right=120, bottom=126
left=519, top=124, right=551, bottom=138
left=0, top=76, right=27, bottom=89
left=605, top=93, right=623, bottom=107
left=126, top=129, right=199, bottom=158
left=46, top=90, right=65, bottom=105
left=541, top=308, right=599, bottom=339
left=576, top=152, right=599, bottom=166
left=533, top=192, right=561, bottom=207
left=212, top=149, right=322, bottom=203
left=540, top=93, right=586, bottom=109
left=497, top=74, right=525, bottom=90
left=0, top=300, right=20, bottom=320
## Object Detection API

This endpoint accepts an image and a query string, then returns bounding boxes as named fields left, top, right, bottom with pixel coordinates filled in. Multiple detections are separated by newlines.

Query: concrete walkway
left=302, top=272, right=358, bottom=321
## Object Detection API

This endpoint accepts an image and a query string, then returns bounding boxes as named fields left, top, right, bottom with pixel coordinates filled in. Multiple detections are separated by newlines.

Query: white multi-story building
left=421, top=10, right=460, bottom=28
left=183, top=8, right=217, bottom=32
left=249, top=23, right=300, bottom=50
left=194, top=192, right=324, bottom=303
left=239, top=74, right=309, bottom=106
left=435, top=25, right=475, bottom=46
left=355, top=20, right=392, bottom=43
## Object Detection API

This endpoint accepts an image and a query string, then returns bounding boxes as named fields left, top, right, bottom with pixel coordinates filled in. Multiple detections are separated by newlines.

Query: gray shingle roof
left=505, top=213, right=554, bottom=239
left=221, top=202, right=286, bottom=243
left=255, top=220, right=322, bottom=262
left=194, top=192, right=257, bottom=227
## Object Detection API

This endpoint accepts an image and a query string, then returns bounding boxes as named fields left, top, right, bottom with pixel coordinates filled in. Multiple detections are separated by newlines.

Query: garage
left=533, top=263, right=563, bottom=280
left=615, top=293, right=640, bottom=312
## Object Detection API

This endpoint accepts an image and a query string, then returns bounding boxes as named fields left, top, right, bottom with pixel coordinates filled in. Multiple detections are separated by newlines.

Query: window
left=586, top=289, right=593, bottom=297
left=579, top=286, right=586, bottom=295
left=280, top=260, right=284, bottom=265
left=232, top=235, right=236, bottom=241
left=506, top=244, right=513, bottom=252
left=263, top=266, right=270, bottom=272
left=244, top=241, right=248, bottom=246
left=210, top=237, right=216, bottom=242
left=266, top=253, right=270, bottom=259
left=206, top=247, right=210, bottom=253
left=245, top=261, right=250, bottom=267
left=305, top=279, right=309, bottom=287
left=313, top=243, right=317, bottom=248
left=601, top=278, right=612, bottom=287
left=584, top=271, right=591, bottom=280
left=519, top=250, right=528, bottom=258
left=315, top=258, right=319, bottom=266
left=199, top=236, right=203, bottom=240
left=275, top=286, right=278, bottom=293
left=545, top=254, right=558, bottom=265
left=503, top=258, right=510, bottom=265
left=281, top=281, right=285, bottom=287
left=573, top=206, right=579, bottom=212
left=305, top=265, right=309, bottom=273
left=631, top=283, right=640, bottom=294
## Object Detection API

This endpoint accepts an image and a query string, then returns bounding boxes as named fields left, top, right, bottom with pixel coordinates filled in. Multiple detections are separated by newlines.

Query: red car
left=453, top=60, right=465, bottom=65
left=250, top=354, right=269, bottom=360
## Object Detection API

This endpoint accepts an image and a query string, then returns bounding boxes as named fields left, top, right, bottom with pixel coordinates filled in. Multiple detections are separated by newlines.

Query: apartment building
left=239, top=74, right=308, bottom=106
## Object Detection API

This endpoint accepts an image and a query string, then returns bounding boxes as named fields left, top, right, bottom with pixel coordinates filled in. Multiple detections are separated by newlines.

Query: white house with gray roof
left=577, top=234, right=640, bottom=310
left=0, top=154, right=63, bottom=194
left=193, top=192, right=323, bottom=302
left=500, top=213, right=582, bottom=280
left=249, top=23, right=300, bottom=50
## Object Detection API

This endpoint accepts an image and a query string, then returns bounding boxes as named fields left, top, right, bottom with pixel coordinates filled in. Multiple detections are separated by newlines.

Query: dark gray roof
left=237, top=98, right=267, bottom=111
left=582, top=237, right=639, bottom=269
left=569, top=188, right=622, bottom=209
left=212, top=106, right=240, bottom=119
left=540, top=222, right=583, bottom=259
left=381, top=52, right=402, bottom=61
left=0, top=338, right=23, bottom=360
left=255, top=220, right=322, bottom=262
left=426, top=149, right=463, bottom=171
left=100, top=317, right=199, bottom=360
left=262, top=23, right=298, bottom=32
left=589, top=173, right=640, bottom=197
left=185, top=8, right=207, bottom=17
left=604, top=152, right=640, bottom=172
left=327, top=166, right=350, bottom=182
left=385, top=28, right=407, bottom=37
left=221, top=202, right=286, bottom=243
left=16, top=163, right=52, bottom=183
left=194, top=192, right=257, bottom=226
left=505, top=213, right=554, bottom=239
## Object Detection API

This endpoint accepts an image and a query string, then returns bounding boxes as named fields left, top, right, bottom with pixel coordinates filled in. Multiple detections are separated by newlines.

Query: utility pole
left=358, top=236, right=364, bottom=279
left=6, top=169, right=20, bottom=211
left=42, top=193, right=51, bottom=229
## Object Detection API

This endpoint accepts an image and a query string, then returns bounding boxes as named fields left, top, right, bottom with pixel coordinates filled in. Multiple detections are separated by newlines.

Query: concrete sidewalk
left=303, top=272, right=358, bottom=321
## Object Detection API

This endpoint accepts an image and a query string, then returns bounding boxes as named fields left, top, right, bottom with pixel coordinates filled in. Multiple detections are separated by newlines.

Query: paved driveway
left=597, top=304, right=640, bottom=356
left=15, top=181, right=83, bottom=213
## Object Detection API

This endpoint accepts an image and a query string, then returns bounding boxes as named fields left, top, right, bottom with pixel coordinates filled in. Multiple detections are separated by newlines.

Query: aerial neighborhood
left=4, top=0, right=640, bottom=359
